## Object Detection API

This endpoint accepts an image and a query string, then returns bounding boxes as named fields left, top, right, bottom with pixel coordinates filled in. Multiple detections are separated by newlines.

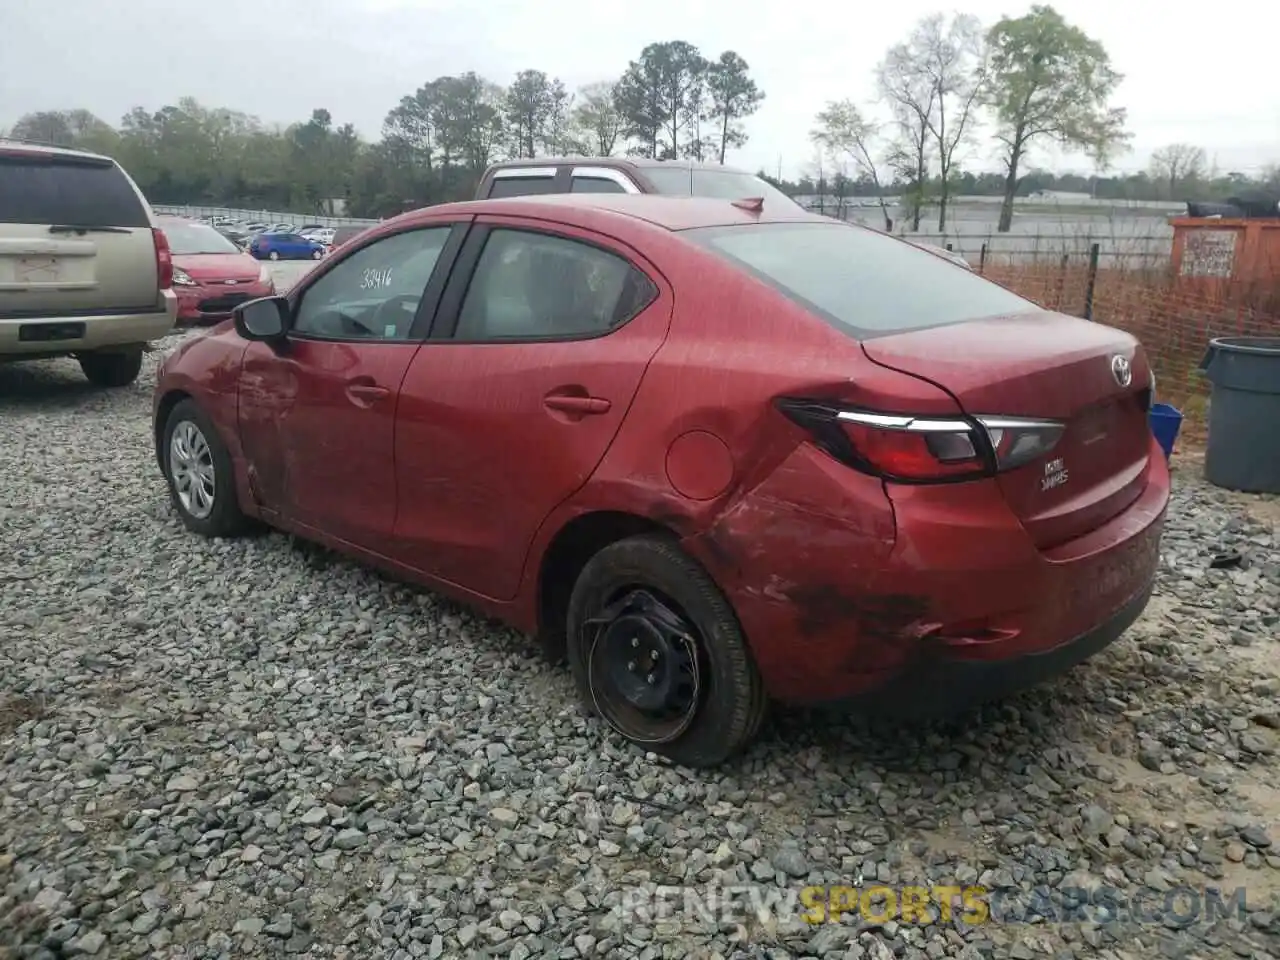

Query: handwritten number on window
left=360, top=267, right=394, bottom=291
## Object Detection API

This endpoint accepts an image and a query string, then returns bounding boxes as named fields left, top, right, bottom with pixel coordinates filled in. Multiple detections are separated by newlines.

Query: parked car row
left=196, top=215, right=340, bottom=258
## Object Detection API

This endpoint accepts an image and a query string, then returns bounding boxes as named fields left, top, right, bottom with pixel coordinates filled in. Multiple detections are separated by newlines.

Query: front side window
left=684, top=221, right=1039, bottom=338
left=454, top=229, right=655, bottom=340
left=293, top=227, right=451, bottom=340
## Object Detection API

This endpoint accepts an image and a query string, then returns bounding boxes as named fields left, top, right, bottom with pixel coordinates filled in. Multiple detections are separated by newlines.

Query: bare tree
left=1150, top=143, right=1207, bottom=200
left=920, top=14, right=988, bottom=230
left=876, top=38, right=937, bottom=231
left=806, top=151, right=828, bottom=216
left=811, top=100, right=893, bottom=230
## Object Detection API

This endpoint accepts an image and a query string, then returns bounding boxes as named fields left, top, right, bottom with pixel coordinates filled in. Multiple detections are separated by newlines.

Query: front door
left=392, top=218, right=672, bottom=600
left=237, top=222, right=462, bottom=548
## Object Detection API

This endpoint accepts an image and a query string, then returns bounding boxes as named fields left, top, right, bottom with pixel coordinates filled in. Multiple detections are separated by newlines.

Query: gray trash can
left=1198, top=336, right=1280, bottom=494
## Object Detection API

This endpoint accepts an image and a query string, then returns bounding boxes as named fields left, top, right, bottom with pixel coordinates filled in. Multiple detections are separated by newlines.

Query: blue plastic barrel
left=1148, top=402, right=1183, bottom=460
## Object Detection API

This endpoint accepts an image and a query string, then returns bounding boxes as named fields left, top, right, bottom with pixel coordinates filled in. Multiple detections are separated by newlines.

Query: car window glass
left=488, top=176, right=561, bottom=198
left=685, top=222, right=1039, bottom=337
left=571, top=177, right=627, bottom=194
left=0, top=154, right=149, bottom=227
left=293, top=227, right=450, bottom=341
left=454, top=229, right=655, bottom=341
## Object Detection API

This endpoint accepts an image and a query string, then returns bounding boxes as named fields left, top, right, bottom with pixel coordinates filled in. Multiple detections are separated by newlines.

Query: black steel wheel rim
left=584, top=588, right=703, bottom=744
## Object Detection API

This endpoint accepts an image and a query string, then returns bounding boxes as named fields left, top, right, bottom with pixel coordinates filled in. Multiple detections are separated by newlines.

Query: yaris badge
left=1111, top=355, right=1132, bottom=387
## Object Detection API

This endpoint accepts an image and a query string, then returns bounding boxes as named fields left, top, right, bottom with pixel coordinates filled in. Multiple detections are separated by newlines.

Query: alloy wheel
left=169, top=420, right=216, bottom=520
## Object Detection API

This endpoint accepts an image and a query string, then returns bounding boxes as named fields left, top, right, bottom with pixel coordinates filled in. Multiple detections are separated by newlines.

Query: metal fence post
left=1083, top=242, right=1101, bottom=320
left=979, top=242, right=987, bottom=275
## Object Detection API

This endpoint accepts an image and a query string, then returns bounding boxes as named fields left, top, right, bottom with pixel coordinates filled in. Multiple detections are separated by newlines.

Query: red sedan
left=158, top=217, right=275, bottom=324
left=152, top=195, right=1170, bottom=767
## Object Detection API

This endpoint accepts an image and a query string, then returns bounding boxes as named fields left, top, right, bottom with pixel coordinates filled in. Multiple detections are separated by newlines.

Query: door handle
left=346, top=383, right=390, bottom=402
left=543, top=394, right=611, bottom=415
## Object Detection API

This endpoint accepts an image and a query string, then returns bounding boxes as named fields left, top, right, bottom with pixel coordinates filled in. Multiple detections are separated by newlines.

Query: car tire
left=311, top=249, right=323, bottom=260
left=78, top=348, right=143, bottom=387
left=566, top=534, right=768, bottom=769
left=268, top=251, right=280, bottom=261
left=161, top=398, right=251, bottom=538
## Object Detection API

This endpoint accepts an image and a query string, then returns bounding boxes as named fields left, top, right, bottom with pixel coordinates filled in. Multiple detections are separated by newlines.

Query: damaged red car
left=152, top=194, right=1170, bottom=768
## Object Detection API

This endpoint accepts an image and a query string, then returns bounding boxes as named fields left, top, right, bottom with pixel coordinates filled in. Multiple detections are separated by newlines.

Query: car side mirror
left=234, top=296, right=290, bottom=345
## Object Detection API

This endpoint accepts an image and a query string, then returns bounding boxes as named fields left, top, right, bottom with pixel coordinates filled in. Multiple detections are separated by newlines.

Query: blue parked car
left=249, top=232, right=327, bottom=261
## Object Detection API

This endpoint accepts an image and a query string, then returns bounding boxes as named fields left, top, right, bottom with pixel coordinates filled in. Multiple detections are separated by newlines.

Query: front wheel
left=161, top=399, right=251, bottom=537
left=78, top=348, right=142, bottom=387
left=311, top=248, right=323, bottom=260
left=268, top=250, right=280, bottom=261
left=566, top=535, right=768, bottom=768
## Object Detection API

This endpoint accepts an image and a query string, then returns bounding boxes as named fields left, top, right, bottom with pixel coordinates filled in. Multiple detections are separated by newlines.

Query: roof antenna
left=731, top=197, right=765, bottom=214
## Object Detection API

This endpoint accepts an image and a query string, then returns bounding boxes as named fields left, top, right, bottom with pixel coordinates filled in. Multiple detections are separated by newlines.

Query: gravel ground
left=1, top=336, right=1278, bottom=960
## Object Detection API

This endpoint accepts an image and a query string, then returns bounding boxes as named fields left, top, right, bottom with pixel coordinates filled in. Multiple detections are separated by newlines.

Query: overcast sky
left=1, top=0, right=1276, bottom=180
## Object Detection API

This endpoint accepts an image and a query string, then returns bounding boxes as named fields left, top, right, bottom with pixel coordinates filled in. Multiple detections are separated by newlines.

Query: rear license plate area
left=19, top=321, right=86, bottom=342
left=15, top=256, right=62, bottom=282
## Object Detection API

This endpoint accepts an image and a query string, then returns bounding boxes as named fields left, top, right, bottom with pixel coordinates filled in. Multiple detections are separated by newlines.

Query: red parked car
left=159, top=217, right=275, bottom=325
left=152, top=194, right=1170, bottom=767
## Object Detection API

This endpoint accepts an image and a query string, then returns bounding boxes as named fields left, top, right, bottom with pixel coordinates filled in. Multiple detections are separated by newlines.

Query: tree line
left=2, top=40, right=762, bottom=220
left=5, top=11, right=1276, bottom=226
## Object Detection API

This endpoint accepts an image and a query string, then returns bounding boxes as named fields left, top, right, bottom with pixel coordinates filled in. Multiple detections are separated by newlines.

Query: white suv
left=0, top=141, right=178, bottom=386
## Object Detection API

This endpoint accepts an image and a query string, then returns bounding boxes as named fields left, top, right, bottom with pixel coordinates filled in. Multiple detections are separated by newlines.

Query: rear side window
left=0, top=154, right=149, bottom=227
left=644, top=166, right=801, bottom=209
left=571, top=176, right=628, bottom=194
left=685, top=222, right=1039, bottom=338
left=487, top=175, right=561, bottom=198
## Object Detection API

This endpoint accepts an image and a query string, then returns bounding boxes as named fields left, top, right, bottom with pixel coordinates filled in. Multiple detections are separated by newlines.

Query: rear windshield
left=162, top=222, right=241, bottom=255
left=684, top=221, right=1039, bottom=337
left=0, top=153, right=149, bottom=227
left=644, top=167, right=802, bottom=210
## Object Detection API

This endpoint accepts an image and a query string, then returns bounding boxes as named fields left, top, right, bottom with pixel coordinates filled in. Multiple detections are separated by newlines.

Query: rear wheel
left=566, top=535, right=768, bottom=768
left=161, top=399, right=251, bottom=537
left=78, top=348, right=142, bottom=387
left=268, top=250, right=280, bottom=261
left=311, top=248, right=323, bottom=260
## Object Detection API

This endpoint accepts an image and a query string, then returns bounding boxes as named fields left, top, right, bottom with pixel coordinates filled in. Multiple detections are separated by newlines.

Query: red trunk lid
left=860, top=311, right=1154, bottom=549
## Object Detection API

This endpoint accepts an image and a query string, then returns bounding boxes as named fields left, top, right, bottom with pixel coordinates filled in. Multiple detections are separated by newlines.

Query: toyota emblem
left=1111, top=355, right=1132, bottom=387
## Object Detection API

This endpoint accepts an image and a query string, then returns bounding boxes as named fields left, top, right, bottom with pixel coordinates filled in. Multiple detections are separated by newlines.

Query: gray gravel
left=2, top=335, right=1279, bottom=960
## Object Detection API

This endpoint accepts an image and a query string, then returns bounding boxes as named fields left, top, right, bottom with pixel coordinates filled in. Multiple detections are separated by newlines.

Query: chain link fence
left=152, top=204, right=379, bottom=228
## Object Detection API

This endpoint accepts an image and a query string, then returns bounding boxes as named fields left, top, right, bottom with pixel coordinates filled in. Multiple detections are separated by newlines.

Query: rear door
left=391, top=217, right=672, bottom=600
left=0, top=148, right=159, bottom=319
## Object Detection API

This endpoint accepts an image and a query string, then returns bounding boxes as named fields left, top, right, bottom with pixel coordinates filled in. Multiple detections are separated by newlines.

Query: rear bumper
left=828, top=572, right=1154, bottom=718
left=0, top=291, right=177, bottom=357
left=692, top=437, right=1171, bottom=714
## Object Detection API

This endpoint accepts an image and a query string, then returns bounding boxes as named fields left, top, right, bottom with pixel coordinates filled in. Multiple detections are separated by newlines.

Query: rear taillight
left=152, top=227, right=173, bottom=289
left=778, top=400, right=1064, bottom=483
